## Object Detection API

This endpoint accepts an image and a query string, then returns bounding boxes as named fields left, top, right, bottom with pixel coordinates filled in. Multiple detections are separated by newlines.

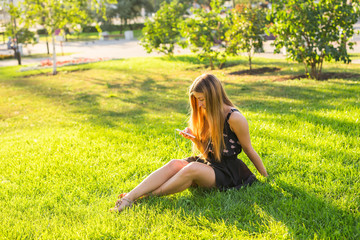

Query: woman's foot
left=109, top=197, right=133, bottom=213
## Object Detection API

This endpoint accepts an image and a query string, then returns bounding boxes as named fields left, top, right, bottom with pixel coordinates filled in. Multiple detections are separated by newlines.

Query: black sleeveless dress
left=185, top=109, right=257, bottom=191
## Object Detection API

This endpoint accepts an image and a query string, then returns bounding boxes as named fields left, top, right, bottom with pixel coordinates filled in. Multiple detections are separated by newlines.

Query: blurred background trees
left=1, top=0, right=359, bottom=79
left=141, top=0, right=189, bottom=55
left=269, top=0, right=360, bottom=79
left=141, top=0, right=360, bottom=78
left=102, top=0, right=154, bottom=32
left=225, top=4, right=267, bottom=70
left=20, top=0, right=114, bottom=74
left=180, top=0, right=228, bottom=69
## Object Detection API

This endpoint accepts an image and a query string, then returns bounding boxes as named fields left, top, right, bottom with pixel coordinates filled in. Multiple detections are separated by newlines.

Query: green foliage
left=235, top=0, right=263, bottom=4
left=21, top=0, right=113, bottom=35
left=269, top=0, right=360, bottom=80
left=150, top=0, right=196, bottom=11
left=180, top=0, right=227, bottom=69
left=16, top=28, right=36, bottom=46
left=19, top=0, right=115, bottom=74
left=141, top=0, right=189, bottom=55
left=4, top=4, right=36, bottom=47
left=225, top=5, right=267, bottom=70
left=69, top=23, right=145, bottom=33
left=0, top=54, right=13, bottom=60
left=105, top=0, right=153, bottom=29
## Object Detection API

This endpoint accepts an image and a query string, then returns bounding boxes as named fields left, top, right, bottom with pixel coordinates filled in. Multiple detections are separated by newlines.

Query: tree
left=234, top=0, right=263, bottom=5
left=180, top=0, right=227, bottom=69
left=141, top=0, right=189, bottom=55
left=104, top=0, right=153, bottom=32
left=5, top=26, right=36, bottom=54
left=269, top=0, right=360, bottom=80
left=21, top=0, right=115, bottom=75
left=149, top=0, right=195, bottom=12
left=225, top=5, right=267, bottom=71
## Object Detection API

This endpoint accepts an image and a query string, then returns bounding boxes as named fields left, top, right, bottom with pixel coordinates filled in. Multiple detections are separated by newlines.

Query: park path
left=0, top=39, right=164, bottom=67
left=0, top=39, right=289, bottom=68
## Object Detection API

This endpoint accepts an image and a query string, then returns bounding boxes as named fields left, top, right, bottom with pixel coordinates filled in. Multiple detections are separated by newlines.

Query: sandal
left=109, top=197, right=134, bottom=213
left=118, top=192, right=147, bottom=200
left=118, top=193, right=127, bottom=199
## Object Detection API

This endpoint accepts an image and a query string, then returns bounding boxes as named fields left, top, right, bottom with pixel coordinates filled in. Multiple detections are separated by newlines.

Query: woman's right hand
left=179, top=127, right=196, bottom=141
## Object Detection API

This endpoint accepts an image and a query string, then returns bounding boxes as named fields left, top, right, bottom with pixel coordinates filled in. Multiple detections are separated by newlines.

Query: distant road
left=0, top=40, right=172, bottom=67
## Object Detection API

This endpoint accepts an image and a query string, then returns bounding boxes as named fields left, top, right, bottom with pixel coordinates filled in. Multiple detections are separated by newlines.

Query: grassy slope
left=0, top=56, right=359, bottom=239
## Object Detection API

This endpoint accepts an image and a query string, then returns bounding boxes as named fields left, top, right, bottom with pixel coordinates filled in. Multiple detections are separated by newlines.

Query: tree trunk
left=310, top=64, right=318, bottom=80
left=303, top=62, right=309, bottom=77
left=219, top=61, right=224, bottom=69
left=120, top=18, right=123, bottom=33
left=209, top=57, right=214, bottom=70
left=12, top=47, right=21, bottom=65
left=318, top=57, right=324, bottom=80
left=52, top=34, right=57, bottom=75
left=46, top=35, right=50, bottom=55
left=249, top=53, right=252, bottom=71
left=248, top=41, right=253, bottom=71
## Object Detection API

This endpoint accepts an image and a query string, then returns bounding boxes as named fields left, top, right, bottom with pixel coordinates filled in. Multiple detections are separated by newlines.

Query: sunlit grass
left=0, top=55, right=359, bottom=239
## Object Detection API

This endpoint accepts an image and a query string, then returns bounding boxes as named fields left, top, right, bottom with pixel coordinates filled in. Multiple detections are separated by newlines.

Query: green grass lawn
left=0, top=56, right=359, bottom=239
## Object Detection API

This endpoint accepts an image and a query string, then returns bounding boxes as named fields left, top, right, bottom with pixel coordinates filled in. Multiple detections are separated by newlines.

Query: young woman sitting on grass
left=110, top=73, right=268, bottom=213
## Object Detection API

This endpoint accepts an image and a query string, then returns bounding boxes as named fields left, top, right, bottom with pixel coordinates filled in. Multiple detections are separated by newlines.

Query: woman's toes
left=109, top=207, right=119, bottom=212
left=110, top=198, right=133, bottom=213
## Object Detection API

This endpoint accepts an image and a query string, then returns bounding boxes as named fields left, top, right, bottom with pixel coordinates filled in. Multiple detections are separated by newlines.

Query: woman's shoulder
left=228, top=109, right=248, bottom=127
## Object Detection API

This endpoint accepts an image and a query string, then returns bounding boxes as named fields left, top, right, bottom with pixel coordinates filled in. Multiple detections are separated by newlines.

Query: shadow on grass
left=229, top=67, right=281, bottom=75
left=163, top=55, right=292, bottom=71
left=3, top=60, right=359, bottom=238
left=137, top=180, right=358, bottom=239
left=226, top=82, right=359, bottom=137
left=273, top=72, right=360, bottom=81
left=2, top=65, right=357, bottom=135
left=2, top=65, right=357, bottom=136
left=0, top=69, right=190, bottom=130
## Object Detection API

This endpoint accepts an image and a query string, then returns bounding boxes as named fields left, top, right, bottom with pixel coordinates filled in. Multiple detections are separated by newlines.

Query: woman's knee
left=180, top=162, right=215, bottom=186
left=166, top=159, right=188, bottom=172
left=179, top=162, right=202, bottom=178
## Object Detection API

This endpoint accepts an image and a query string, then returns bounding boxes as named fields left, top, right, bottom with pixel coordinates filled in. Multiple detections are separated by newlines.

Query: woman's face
left=193, top=92, right=206, bottom=109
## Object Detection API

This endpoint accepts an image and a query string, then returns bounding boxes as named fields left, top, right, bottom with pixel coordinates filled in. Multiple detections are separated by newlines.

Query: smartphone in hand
left=176, top=129, right=195, bottom=138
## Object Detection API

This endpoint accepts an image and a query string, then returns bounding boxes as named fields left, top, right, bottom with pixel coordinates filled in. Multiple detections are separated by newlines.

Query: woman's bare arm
left=228, top=112, right=268, bottom=177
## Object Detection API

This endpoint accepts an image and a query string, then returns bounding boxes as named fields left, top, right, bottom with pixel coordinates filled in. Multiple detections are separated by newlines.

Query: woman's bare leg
left=112, top=161, right=215, bottom=212
left=123, top=159, right=189, bottom=201
left=149, top=162, right=215, bottom=196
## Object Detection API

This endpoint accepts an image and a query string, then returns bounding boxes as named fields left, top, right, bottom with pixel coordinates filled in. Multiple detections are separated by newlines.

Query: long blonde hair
left=189, top=74, right=234, bottom=161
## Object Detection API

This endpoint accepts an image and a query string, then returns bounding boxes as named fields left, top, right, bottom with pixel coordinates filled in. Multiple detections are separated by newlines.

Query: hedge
left=37, top=23, right=145, bottom=35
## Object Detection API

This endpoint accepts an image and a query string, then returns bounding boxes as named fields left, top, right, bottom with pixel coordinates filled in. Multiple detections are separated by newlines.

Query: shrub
left=225, top=5, right=267, bottom=71
left=141, top=0, right=189, bottom=55
left=269, top=0, right=360, bottom=79
left=0, top=54, right=13, bottom=60
left=180, top=0, right=227, bottom=69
